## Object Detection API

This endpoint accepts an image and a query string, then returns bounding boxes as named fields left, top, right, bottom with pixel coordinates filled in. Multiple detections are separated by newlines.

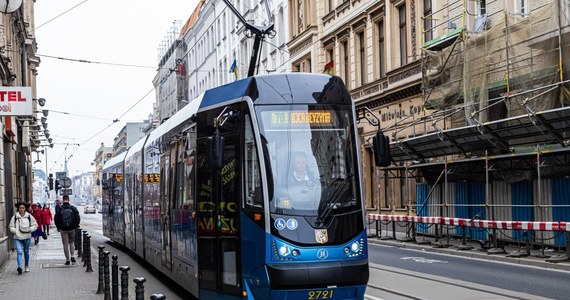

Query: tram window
left=244, top=115, right=263, bottom=210
left=179, top=130, right=196, bottom=210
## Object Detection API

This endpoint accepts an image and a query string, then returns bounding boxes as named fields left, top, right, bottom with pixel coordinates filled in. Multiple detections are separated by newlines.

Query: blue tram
left=102, top=73, right=370, bottom=299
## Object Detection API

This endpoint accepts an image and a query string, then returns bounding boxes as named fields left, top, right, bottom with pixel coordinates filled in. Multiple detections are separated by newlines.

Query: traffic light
left=48, top=173, right=54, bottom=190
left=55, top=179, right=61, bottom=194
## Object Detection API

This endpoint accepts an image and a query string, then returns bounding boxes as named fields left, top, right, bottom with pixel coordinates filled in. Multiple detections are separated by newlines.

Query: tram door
left=102, top=175, right=114, bottom=238
left=160, top=154, right=172, bottom=269
left=198, top=133, right=241, bottom=296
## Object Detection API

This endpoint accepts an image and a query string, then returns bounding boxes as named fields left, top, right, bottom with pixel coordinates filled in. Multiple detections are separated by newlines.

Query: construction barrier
left=367, top=214, right=570, bottom=233
left=367, top=213, right=570, bottom=261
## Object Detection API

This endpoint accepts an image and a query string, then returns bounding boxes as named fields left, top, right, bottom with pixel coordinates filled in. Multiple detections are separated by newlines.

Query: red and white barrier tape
left=367, top=214, right=570, bottom=232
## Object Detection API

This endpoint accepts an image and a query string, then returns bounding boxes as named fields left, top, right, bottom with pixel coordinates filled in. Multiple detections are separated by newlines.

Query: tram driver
left=288, top=152, right=316, bottom=183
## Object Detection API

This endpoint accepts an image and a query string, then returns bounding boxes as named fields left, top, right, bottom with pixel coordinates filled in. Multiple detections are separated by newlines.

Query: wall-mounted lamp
left=35, top=110, right=48, bottom=117
left=42, top=122, right=47, bottom=130
left=40, top=117, right=47, bottom=125
left=34, top=98, right=46, bottom=107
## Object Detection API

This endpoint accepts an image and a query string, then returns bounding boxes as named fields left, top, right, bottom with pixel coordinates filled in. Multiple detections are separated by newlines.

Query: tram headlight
left=279, top=245, right=291, bottom=257
left=351, top=242, right=360, bottom=252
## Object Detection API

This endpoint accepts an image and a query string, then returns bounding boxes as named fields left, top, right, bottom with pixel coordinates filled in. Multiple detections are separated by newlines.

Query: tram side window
left=178, top=130, right=196, bottom=210
left=244, top=115, right=263, bottom=211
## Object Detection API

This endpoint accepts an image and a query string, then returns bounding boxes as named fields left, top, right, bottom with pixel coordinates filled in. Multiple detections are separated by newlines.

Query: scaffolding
left=379, top=0, right=570, bottom=247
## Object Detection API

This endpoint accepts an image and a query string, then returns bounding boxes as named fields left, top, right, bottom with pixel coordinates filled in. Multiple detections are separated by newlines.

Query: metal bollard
left=77, top=229, right=83, bottom=258
left=74, top=227, right=81, bottom=251
left=96, top=245, right=105, bottom=294
left=103, top=250, right=111, bottom=300
left=119, top=266, right=130, bottom=300
left=81, top=230, right=88, bottom=267
left=150, top=294, right=166, bottom=300
left=133, top=277, right=147, bottom=300
left=112, top=255, right=119, bottom=300
left=85, top=234, right=93, bottom=272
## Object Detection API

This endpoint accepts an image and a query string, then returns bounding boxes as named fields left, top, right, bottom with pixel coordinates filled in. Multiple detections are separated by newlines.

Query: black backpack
left=61, top=206, right=74, bottom=228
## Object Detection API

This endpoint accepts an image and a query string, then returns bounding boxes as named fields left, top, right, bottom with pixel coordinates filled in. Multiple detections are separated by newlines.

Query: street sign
left=55, top=171, right=66, bottom=181
left=61, top=177, right=72, bottom=188
left=60, top=188, right=72, bottom=196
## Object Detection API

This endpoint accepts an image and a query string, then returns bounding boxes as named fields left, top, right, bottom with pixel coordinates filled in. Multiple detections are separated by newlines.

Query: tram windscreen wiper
left=315, top=173, right=353, bottom=227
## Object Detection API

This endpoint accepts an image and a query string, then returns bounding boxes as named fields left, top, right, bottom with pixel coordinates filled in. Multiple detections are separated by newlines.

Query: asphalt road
left=368, top=243, right=570, bottom=299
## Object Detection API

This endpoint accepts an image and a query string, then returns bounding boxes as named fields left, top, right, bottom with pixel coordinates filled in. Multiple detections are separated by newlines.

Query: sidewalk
left=0, top=230, right=100, bottom=300
left=367, top=226, right=570, bottom=272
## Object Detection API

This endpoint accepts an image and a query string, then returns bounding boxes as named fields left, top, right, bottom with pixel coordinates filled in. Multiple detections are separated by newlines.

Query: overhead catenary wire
left=34, top=0, right=90, bottom=31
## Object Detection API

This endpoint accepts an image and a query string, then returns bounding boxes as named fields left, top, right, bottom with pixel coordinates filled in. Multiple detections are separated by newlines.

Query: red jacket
left=30, top=208, right=43, bottom=227
left=41, top=208, right=52, bottom=225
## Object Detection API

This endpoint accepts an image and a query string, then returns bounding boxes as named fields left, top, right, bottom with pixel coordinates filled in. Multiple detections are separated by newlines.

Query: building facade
left=112, top=122, right=149, bottom=156
left=287, top=0, right=428, bottom=212
left=0, top=1, right=40, bottom=265
left=92, top=143, right=112, bottom=202
left=153, top=0, right=290, bottom=122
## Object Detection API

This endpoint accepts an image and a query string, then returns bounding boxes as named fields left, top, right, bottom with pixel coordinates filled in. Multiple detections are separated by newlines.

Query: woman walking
left=41, top=203, right=52, bottom=235
left=30, top=203, right=43, bottom=245
left=9, top=202, right=38, bottom=274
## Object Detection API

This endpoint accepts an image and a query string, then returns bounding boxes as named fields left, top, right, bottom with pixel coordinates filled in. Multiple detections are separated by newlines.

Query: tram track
left=366, top=264, right=551, bottom=300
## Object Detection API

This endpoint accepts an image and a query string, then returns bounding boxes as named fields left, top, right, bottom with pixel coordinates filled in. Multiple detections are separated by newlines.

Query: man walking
left=54, top=195, right=80, bottom=265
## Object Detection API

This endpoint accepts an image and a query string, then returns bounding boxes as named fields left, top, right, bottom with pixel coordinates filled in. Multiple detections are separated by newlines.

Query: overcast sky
left=33, top=0, right=199, bottom=179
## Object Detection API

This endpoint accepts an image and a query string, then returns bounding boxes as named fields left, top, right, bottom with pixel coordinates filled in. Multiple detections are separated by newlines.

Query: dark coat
left=54, top=202, right=80, bottom=231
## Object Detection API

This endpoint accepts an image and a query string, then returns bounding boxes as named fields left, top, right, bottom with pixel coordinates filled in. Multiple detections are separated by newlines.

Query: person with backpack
left=9, top=201, right=38, bottom=274
left=54, top=195, right=80, bottom=265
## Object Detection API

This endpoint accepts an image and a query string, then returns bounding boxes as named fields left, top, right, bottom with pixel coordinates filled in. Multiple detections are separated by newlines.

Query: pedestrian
left=30, top=203, right=44, bottom=245
left=41, top=203, right=53, bottom=236
left=55, top=198, right=62, bottom=214
left=9, top=201, right=38, bottom=274
left=54, top=195, right=80, bottom=265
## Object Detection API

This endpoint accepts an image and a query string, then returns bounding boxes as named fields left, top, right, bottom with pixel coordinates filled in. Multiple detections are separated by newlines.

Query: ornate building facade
left=288, top=0, right=427, bottom=214
left=0, top=1, right=40, bottom=265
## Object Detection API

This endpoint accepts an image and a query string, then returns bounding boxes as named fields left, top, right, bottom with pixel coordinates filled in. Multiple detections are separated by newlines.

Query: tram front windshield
left=256, top=104, right=361, bottom=219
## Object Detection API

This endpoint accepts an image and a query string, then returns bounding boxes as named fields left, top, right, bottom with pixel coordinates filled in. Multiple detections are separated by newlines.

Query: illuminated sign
left=144, top=173, right=160, bottom=184
left=271, top=111, right=332, bottom=126
left=112, top=173, right=123, bottom=182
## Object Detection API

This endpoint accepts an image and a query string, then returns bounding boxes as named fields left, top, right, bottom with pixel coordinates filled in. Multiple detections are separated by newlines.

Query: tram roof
left=138, top=73, right=342, bottom=151
left=124, top=134, right=148, bottom=162
left=145, top=93, right=204, bottom=147
left=103, top=151, right=127, bottom=170
left=199, top=73, right=339, bottom=107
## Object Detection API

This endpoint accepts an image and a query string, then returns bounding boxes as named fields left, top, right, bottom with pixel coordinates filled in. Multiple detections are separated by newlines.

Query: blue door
left=416, top=183, right=430, bottom=234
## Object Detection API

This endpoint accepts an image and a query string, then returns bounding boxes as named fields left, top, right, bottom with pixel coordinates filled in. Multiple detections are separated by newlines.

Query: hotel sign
left=0, top=87, right=33, bottom=116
